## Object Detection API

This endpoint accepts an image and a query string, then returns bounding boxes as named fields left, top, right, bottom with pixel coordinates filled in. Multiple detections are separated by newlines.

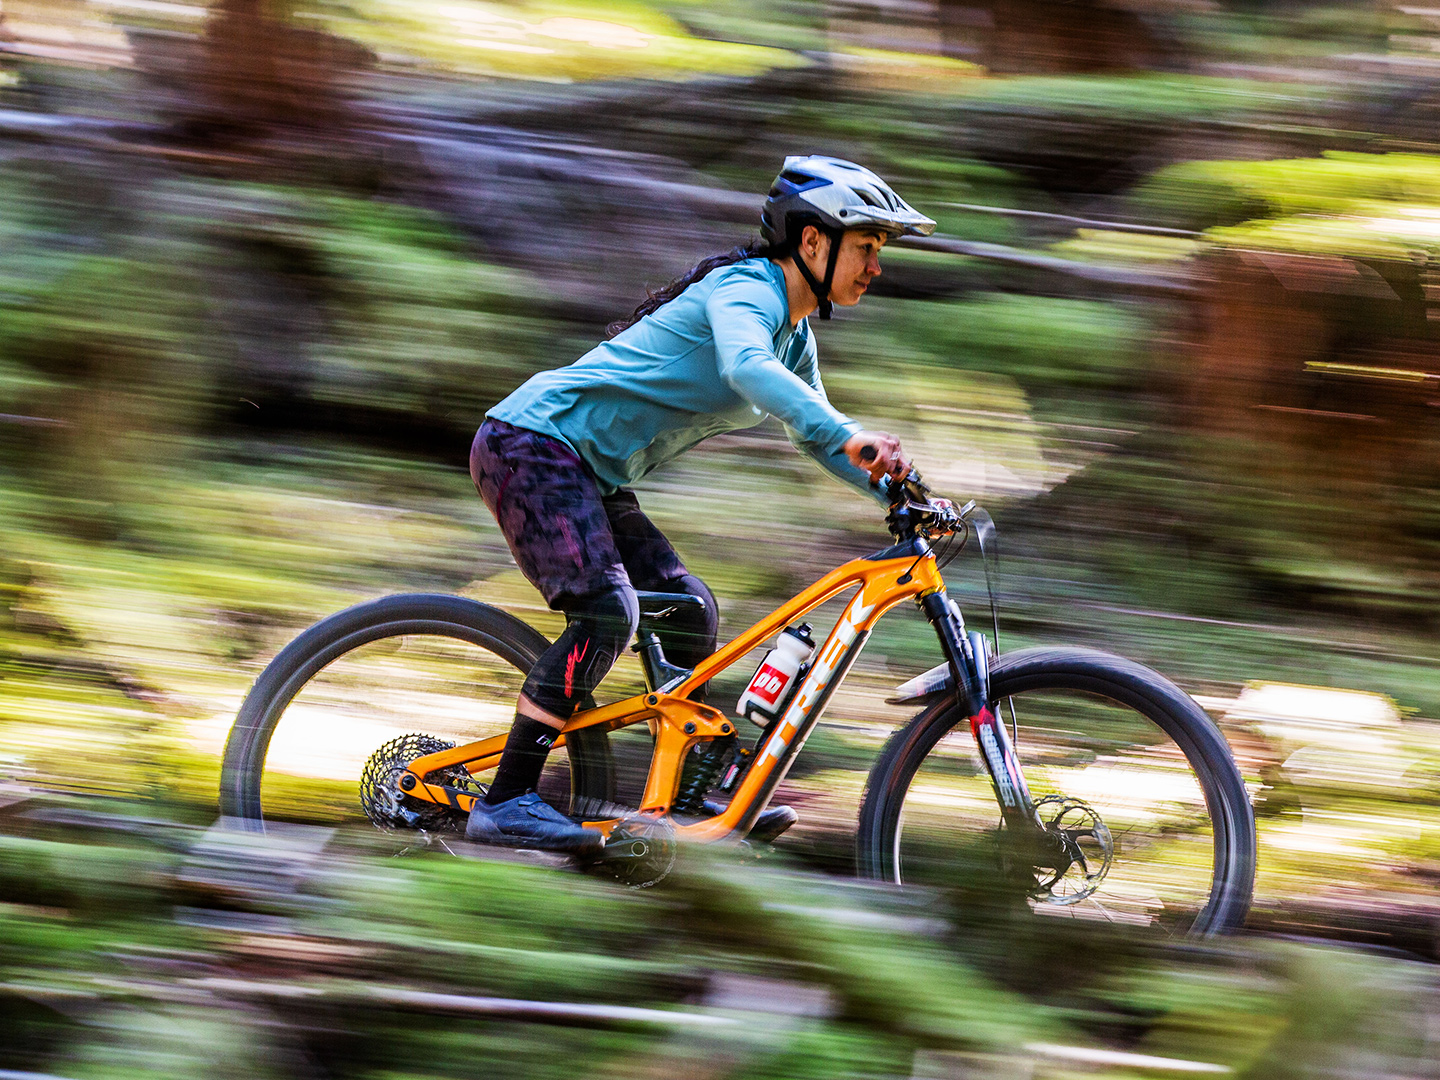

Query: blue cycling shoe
left=466, top=792, right=605, bottom=856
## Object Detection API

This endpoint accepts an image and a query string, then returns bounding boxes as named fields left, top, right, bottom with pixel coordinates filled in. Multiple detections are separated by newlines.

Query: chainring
left=593, top=816, right=677, bottom=888
left=358, top=733, right=480, bottom=835
left=1026, top=795, right=1114, bottom=905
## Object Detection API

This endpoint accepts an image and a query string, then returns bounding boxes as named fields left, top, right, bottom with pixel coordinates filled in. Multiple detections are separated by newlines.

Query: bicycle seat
left=635, top=591, right=706, bottom=621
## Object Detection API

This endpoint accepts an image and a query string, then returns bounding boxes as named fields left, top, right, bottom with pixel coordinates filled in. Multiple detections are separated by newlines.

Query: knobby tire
left=219, top=593, right=615, bottom=831
left=856, top=646, right=1255, bottom=935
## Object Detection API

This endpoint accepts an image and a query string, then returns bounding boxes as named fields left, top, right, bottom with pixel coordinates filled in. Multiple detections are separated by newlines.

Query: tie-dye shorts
left=469, top=417, right=689, bottom=608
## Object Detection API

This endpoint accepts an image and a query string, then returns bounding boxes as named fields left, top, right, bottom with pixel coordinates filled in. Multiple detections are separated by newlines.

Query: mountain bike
left=219, top=471, right=1256, bottom=933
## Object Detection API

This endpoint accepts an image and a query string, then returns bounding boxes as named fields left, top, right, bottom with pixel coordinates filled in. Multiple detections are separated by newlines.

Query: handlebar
left=883, top=466, right=970, bottom=543
left=857, top=442, right=968, bottom=542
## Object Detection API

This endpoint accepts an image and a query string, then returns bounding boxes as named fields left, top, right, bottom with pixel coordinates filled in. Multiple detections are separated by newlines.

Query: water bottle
left=735, top=623, right=816, bottom=725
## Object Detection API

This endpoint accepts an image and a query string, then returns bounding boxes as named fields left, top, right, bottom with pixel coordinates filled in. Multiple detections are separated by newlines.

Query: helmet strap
left=792, top=226, right=843, bottom=321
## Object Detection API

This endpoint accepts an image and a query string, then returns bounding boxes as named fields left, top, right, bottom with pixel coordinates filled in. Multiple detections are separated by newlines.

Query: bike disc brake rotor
left=1027, top=795, right=1114, bottom=905
left=595, top=816, right=677, bottom=888
left=358, top=733, right=479, bottom=834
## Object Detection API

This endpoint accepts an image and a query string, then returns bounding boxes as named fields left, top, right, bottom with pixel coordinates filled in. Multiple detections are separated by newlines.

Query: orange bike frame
left=401, top=548, right=950, bottom=840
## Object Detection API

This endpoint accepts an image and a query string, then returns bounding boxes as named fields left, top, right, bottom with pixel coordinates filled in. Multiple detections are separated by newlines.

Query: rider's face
left=801, top=227, right=888, bottom=308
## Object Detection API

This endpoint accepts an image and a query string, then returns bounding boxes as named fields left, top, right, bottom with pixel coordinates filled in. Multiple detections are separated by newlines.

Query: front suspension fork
left=921, top=590, right=1037, bottom=831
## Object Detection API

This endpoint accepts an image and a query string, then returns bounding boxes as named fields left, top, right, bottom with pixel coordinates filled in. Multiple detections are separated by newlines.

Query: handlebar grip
left=859, top=445, right=883, bottom=491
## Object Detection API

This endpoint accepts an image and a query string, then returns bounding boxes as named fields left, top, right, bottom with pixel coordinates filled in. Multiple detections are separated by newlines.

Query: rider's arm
left=784, top=337, right=892, bottom=506
left=708, top=275, right=859, bottom=458
left=786, top=425, right=893, bottom=505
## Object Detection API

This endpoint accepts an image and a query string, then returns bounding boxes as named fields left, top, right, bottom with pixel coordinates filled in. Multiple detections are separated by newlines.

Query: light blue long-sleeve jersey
left=488, top=257, right=884, bottom=503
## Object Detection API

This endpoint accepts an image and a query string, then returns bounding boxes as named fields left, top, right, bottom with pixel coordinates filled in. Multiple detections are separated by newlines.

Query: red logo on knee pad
left=564, top=640, right=589, bottom=699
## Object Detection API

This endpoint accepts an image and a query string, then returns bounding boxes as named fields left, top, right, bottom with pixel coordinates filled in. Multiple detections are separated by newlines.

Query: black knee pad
left=569, top=585, right=641, bottom=652
left=521, top=585, right=638, bottom=718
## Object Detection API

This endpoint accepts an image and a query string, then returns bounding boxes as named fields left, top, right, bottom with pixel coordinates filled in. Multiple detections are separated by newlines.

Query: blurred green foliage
left=313, top=0, right=808, bottom=81
left=0, top=170, right=560, bottom=535
left=1174, top=3, right=1393, bottom=60
left=860, top=293, right=1152, bottom=398
left=1134, top=151, right=1440, bottom=233
left=0, top=818, right=1436, bottom=1079
left=1119, top=151, right=1440, bottom=619
left=953, top=74, right=1333, bottom=122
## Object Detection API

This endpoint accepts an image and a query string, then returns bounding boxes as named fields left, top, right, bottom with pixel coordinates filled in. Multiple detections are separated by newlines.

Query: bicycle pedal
left=696, top=799, right=798, bottom=845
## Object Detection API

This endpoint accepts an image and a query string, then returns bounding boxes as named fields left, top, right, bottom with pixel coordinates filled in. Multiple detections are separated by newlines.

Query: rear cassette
left=359, top=733, right=479, bottom=834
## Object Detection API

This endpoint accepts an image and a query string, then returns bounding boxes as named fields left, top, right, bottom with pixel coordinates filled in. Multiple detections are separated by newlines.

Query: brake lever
left=887, top=473, right=927, bottom=509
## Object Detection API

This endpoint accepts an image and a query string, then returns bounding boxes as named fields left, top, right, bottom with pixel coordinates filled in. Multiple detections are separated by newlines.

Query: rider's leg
left=468, top=418, right=636, bottom=852
left=645, top=573, right=718, bottom=700
left=642, top=572, right=717, bottom=666
left=483, top=584, right=638, bottom=805
left=600, top=491, right=791, bottom=841
left=602, top=491, right=719, bottom=700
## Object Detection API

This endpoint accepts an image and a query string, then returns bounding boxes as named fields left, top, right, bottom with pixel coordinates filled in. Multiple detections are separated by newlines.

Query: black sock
left=484, top=714, right=559, bottom=805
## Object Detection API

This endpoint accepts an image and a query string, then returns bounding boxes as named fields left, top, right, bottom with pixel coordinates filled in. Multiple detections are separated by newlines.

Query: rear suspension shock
left=672, top=736, right=735, bottom=816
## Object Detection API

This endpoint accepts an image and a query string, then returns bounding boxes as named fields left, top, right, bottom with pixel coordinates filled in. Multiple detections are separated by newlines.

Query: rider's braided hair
left=606, top=238, right=780, bottom=338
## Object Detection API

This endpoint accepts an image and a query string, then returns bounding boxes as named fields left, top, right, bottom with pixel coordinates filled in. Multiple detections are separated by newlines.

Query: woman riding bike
left=467, top=156, right=936, bottom=855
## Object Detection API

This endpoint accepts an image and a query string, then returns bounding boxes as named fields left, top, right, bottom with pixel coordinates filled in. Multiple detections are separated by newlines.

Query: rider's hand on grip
left=845, top=431, right=908, bottom=486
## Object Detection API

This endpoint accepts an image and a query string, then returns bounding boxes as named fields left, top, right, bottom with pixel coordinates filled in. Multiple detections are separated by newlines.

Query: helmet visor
left=835, top=206, right=937, bottom=237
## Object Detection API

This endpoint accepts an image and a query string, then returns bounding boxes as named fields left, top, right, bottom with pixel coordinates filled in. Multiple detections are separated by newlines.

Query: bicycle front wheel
left=219, top=594, right=615, bottom=833
left=857, top=647, right=1255, bottom=935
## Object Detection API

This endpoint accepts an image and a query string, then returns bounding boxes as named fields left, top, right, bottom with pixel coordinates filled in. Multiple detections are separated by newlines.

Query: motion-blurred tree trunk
left=938, top=0, right=1178, bottom=71
left=1182, top=248, right=1440, bottom=616
left=174, top=0, right=374, bottom=164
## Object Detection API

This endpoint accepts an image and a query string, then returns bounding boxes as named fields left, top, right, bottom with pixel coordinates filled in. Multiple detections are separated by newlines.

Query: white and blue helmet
left=760, top=156, right=934, bottom=319
left=761, top=156, right=936, bottom=249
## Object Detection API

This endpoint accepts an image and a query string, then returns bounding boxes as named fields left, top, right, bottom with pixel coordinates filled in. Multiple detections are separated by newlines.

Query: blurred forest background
left=1, top=0, right=1440, bottom=1076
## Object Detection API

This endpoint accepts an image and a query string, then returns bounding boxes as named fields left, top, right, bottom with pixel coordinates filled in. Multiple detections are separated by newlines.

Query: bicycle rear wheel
left=219, top=594, right=615, bottom=833
left=857, top=647, right=1254, bottom=935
